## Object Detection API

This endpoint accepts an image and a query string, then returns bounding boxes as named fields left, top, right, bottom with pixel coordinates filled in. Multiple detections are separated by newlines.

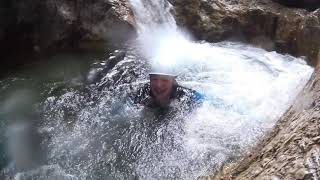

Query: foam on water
left=128, top=38, right=313, bottom=178
left=7, top=39, right=311, bottom=179
left=0, top=0, right=314, bottom=179
left=126, top=0, right=314, bottom=178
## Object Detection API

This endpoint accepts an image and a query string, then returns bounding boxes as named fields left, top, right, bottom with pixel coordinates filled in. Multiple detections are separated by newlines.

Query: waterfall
left=129, top=0, right=176, bottom=33
left=0, top=0, right=314, bottom=179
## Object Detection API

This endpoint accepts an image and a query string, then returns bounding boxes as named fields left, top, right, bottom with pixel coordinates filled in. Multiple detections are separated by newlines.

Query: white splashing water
left=128, top=0, right=314, bottom=178
left=8, top=1, right=312, bottom=179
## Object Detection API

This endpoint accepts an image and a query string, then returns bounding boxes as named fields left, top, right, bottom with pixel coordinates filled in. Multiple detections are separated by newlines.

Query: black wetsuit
left=126, top=83, right=204, bottom=139
left=131, top=83, right=203, bottom=112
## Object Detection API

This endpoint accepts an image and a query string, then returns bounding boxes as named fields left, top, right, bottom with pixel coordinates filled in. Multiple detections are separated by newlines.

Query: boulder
left=170, top=0, right=320, bottom=66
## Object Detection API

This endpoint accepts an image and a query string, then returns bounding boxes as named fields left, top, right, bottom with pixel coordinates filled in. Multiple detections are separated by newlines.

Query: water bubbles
left=0, top=0, right=315, bottom=178
left=0, top=42, right=313, bottom=179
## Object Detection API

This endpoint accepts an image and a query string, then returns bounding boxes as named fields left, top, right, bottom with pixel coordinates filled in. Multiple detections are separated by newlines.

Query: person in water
left=132, top=69, right=204, bottom=111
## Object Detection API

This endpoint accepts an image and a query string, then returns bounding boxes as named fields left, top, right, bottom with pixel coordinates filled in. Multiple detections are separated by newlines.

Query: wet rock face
left=0, top=0, right=136, bottom=68
left=170, top=0, right=320, bottom=66
left=272, top=0, right=320, bottom=11
left=211, top=67, right=320, bottom=179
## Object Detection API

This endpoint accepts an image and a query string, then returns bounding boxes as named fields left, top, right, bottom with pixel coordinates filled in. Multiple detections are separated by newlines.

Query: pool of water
left=0, top=40, right=313, bottom=179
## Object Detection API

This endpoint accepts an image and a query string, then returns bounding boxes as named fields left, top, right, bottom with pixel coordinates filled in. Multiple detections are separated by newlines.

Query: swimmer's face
left=150, top=74, right=175, bottom=106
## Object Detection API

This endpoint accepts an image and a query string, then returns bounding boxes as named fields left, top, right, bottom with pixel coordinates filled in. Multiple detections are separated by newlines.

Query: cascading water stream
left=128, top=0, right=176, bottom=33
left=0, top=0, right=314, bottom=180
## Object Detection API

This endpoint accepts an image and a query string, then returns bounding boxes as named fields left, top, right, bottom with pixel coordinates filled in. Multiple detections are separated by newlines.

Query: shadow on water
left=0, top=50, right=107, bottom=174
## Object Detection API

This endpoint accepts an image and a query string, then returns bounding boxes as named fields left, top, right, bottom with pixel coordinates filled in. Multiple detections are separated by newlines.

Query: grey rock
left=170, top=0, right=320, bottom=66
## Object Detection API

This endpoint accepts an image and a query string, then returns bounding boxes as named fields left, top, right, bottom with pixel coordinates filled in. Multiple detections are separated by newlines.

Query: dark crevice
left=272, top=0, right=320, bottom=11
